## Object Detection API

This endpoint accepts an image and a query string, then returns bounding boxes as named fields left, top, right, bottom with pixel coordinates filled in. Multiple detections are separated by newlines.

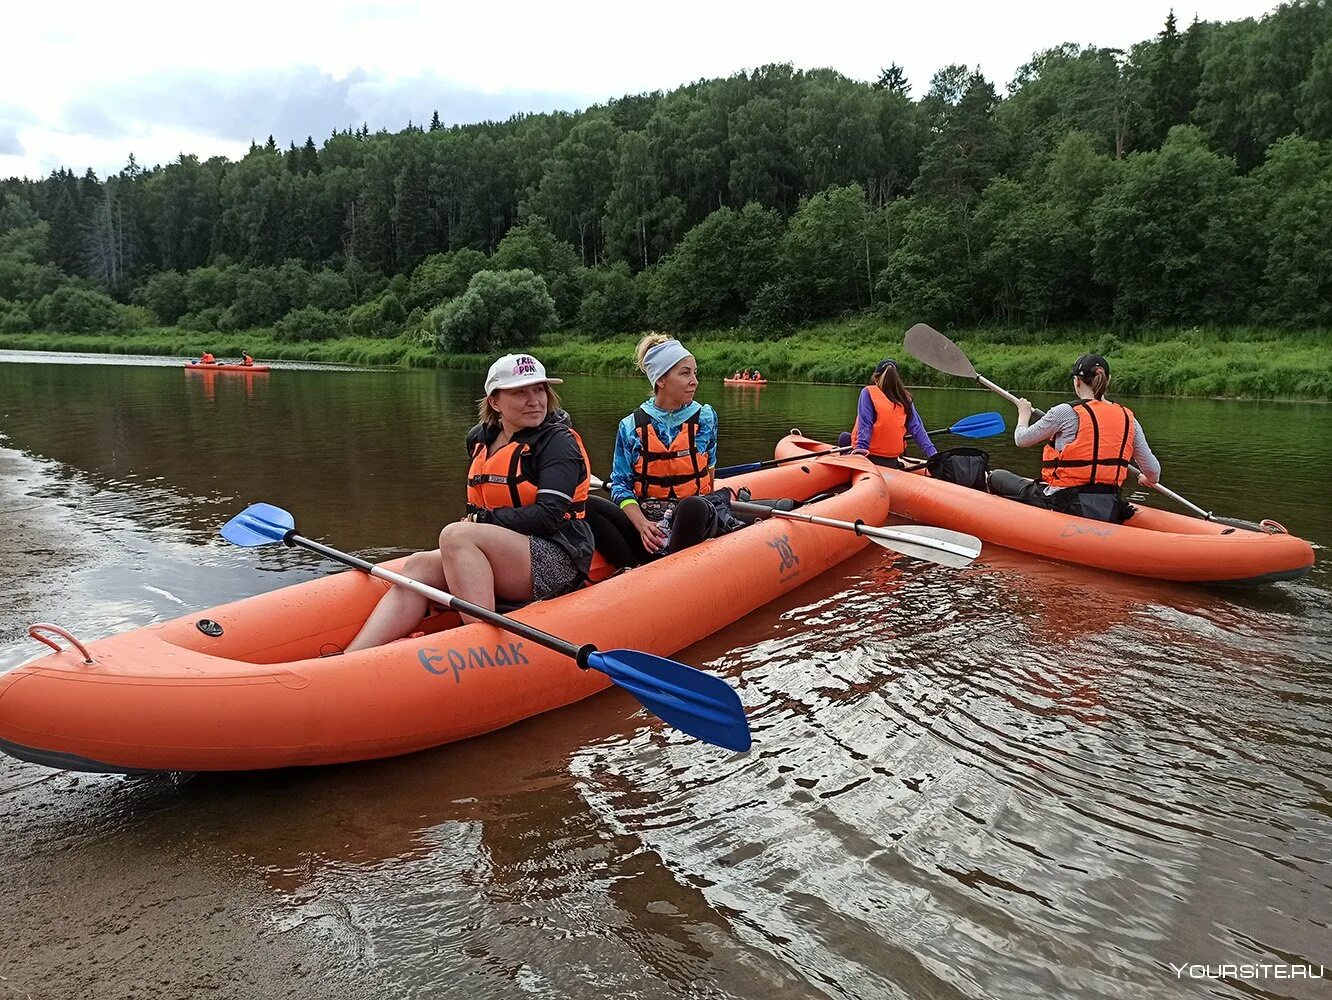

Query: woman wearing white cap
left=601, top=333, right=737, bottom=563
left=347, top=353, right=593, bottom=650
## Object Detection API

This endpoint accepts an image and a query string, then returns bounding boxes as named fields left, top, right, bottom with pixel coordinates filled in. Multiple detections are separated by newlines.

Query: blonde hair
left=476, top=384, right=562, bottom=428
left=634, top=332, right=674, bottom=375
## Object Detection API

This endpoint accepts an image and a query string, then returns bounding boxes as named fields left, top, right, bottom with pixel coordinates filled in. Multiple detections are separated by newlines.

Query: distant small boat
left=723, top=377, right=766, bottom=386
left=185, top=362, right=270, bottom=373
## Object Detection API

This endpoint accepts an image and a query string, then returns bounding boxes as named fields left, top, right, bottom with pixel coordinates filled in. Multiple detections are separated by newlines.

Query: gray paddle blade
left=862, top=523, right=982, bottom=569
left=904, top=323, right=977, bottom=379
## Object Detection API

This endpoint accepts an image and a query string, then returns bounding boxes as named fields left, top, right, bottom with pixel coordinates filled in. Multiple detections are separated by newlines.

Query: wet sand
left=0, top=448, right=383, bottom=1000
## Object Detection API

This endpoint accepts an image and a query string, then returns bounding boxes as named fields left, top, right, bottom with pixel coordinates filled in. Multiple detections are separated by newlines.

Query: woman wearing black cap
left=987, top=353, right=1161, bottom=523
left=842, top=357, right=938, bottom=468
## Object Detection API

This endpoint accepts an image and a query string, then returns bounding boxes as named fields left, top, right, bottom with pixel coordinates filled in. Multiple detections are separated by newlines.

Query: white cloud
left=1, top=0, right=1282, bottom=178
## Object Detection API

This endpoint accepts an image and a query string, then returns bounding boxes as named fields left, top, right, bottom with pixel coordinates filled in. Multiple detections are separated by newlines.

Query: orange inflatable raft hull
left=185, top=363, right=270, bottom=373
left=775, top=434, right=1314, bottom=585
left=0, top=461, right=888, bottom=773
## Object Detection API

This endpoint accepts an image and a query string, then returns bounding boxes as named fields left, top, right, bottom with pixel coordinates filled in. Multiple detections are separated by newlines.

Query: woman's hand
left=624, top=502, right=667, bottom=553
left=1138, top=471, right=1159, bottom=488
left=1015, top=398, right=1033, bottom=425
left=637, top=520, right=668, bottom=553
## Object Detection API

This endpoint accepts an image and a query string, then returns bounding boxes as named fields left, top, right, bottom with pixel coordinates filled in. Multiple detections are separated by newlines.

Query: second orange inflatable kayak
left=185, top=362, right=270, bottom=373
left=0, top=459, right=889, bottom=773
left=775, top=434, right=1314, bottom=585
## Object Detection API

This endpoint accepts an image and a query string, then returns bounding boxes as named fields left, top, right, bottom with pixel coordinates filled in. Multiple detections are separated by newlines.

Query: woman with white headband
left=603, top=333, right=735, bottom=561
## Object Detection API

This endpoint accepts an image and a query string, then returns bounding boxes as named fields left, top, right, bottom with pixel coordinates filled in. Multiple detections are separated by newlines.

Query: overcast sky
left=1, top=0, right=1280, bottom=180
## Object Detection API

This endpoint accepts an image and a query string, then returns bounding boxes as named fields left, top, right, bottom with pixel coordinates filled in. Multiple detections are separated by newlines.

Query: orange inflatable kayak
left=0, top=460, right=888, bottom=773
left=723, top=378, right=766, bottom=386
left=775, top=434, right=1314, bottom=585
left=185, top=362, right=270, bottom=373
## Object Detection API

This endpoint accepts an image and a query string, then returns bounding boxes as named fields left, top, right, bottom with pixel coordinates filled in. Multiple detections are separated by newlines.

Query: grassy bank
left=2, top=319, right=1328, bottom=399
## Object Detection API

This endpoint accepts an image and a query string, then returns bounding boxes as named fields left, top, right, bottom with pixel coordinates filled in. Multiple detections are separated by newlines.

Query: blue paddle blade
left=950, top=411, right=1006, bottom=439
left=220, top=503, right=296, bottom=547
left=586, top=649, right=751, bottom=752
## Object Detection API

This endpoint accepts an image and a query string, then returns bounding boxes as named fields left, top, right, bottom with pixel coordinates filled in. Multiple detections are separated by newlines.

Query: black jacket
left=464, top=409, right=594, bottom=573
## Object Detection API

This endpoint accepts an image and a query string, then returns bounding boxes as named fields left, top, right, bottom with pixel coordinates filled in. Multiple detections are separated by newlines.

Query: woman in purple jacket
left=840, top=358, right=938, bottom=467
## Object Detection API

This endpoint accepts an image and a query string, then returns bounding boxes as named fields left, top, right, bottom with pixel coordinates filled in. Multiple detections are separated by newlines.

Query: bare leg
left=345, top=549, right=448, bottom=652
left=438, top=522, right=534, bottom=622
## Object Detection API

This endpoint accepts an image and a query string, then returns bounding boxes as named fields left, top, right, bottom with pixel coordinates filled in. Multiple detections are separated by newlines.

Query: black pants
left=585, top=494, right=732, bottom=569
left=987, top=470, right=1129, bottom=523
left=987, top=469, right=1051, bottom=506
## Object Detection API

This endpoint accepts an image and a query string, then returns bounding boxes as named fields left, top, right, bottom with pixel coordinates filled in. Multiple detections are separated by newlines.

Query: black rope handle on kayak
left=28, top=623, right=94, bottom=665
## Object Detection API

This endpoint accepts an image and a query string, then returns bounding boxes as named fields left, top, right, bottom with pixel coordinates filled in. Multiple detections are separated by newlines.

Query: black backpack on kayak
left=926, top=447, right=990, bottom=491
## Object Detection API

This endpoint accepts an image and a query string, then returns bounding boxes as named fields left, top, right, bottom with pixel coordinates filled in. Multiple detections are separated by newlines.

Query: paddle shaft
left=288, top=533, right=587, bottom=662
left=715, top=446, right=854, bottom=478
left=729, top=500, right=980, bottom=561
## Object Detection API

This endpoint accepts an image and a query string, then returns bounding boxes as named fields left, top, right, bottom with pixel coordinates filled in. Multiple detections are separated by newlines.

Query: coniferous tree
left=875, top=63, right=909, bottom=96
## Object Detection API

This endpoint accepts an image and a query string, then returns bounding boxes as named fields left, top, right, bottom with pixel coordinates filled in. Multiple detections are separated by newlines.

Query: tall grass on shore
left=2, top=321, right=1328, bottom=400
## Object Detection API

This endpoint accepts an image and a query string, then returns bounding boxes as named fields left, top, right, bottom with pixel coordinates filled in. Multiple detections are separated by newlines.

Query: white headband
left=644, top=339, right=692, bottom=387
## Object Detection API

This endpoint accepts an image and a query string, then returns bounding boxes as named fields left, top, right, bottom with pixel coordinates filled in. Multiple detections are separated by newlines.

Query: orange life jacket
left=200, top=354, right=215, bottom=364
left=1040, top=399, right=1136, bottom=489
left=633, top=406, right=707, bottom=500
left=465, top=427, right=590, bottom=519
left=242, top=355, right=253, bottom=366
left=851, top=385, right=908, bottom=459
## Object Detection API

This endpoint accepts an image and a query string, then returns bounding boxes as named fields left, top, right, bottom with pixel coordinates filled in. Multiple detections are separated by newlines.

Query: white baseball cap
left=484, top=353, right=563, bottom=394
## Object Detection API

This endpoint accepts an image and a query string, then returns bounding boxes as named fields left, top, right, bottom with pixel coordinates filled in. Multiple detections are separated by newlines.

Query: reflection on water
left=1, top=356, right=1329, bottom=999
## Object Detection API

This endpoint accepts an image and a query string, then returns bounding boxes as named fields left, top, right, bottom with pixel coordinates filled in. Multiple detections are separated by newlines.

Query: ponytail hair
left=1086, top=367, right=1110, bottom=399
left=874, top=362, right=914, bottom=410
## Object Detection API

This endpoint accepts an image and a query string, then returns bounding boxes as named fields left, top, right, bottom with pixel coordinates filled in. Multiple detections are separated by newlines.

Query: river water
left=1, top=352, right=1328, bottom=1000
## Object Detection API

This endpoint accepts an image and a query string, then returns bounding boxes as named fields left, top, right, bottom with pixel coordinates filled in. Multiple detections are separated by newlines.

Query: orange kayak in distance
left=774, top=433, right=1314, bottom=586
left=724, top=378, right=767, bottom=386
left=0, top=460, right=888, bottom=773
left=185, top=362, right=270, bottom=373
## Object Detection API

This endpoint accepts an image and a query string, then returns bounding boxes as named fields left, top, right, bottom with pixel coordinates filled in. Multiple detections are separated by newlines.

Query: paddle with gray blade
left=220, top=503, right=752, bottom=752
left=729, top=499, right=982, bottom=569
left=903, top=323, right=1270, bottom=533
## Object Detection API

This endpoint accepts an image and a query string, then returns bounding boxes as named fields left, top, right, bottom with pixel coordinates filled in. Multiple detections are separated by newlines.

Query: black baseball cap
left=1071, top=353, right=1109, bottom=380
left=874, top=357, right=898, bottom=376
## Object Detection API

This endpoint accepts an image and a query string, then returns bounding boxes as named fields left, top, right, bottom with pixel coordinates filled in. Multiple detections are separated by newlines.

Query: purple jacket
left=854, top=388, right=938, bottom=457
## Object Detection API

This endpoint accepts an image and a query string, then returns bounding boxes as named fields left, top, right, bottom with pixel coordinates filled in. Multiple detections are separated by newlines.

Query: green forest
left=2, top=2, right=1331, bottom=396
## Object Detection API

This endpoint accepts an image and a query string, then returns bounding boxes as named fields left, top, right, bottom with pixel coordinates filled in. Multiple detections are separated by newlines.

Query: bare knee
left=403, top=549, right=443, bottom=579
left=439, top=521, right=478, bottom=555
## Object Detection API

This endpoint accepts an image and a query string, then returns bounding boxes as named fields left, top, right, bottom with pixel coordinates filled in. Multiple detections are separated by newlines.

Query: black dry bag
left=925, top=447, right=990, bottom=491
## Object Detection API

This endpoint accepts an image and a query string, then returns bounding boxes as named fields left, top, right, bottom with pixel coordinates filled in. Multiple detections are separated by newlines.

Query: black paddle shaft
left=289, top=533, right=588, bottom=663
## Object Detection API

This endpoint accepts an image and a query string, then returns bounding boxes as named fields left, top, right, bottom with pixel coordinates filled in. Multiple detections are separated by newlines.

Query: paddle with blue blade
left=220, top=503, right=751, bottom=752
left=714, top=411, right=1006, bottom=478
left=924, top=410, right=1006, bottom=440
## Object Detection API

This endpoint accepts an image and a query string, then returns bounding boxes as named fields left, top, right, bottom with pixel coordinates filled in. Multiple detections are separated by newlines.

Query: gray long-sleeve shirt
left=1015, top=402, right=1161, bottom=487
